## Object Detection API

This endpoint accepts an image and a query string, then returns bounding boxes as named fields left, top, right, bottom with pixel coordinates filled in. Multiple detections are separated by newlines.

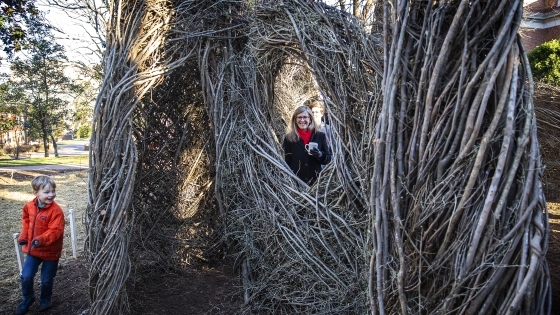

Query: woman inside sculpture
left=283, top=106, right=332, bottom=185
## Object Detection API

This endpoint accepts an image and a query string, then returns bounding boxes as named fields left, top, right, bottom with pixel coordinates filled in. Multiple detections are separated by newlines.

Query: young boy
left=15, top=175, right=65, bottom=315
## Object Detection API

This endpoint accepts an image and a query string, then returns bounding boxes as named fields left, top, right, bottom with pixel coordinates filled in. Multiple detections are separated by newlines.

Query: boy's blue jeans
left=21, top=254, right=59, bottom=301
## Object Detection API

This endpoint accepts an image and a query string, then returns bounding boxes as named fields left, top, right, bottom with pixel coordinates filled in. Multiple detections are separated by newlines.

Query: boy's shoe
left=38, top=298, right=52, bottom=312
left=14, top=295, right=35, bottom=315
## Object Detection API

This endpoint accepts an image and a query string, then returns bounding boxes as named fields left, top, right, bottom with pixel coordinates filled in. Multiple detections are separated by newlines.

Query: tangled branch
left=88, top=0, right=550, bottom=314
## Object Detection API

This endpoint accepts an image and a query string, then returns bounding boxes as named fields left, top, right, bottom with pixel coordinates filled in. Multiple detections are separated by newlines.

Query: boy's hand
left=18, top=240, right=28, bottom=246
left=31, top=239, right=39, bottom=247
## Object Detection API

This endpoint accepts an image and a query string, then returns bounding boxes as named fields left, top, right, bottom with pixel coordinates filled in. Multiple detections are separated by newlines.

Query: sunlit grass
left=0, top=155, right=89, bottom=167
left=56, top=139, right=90, bottom=146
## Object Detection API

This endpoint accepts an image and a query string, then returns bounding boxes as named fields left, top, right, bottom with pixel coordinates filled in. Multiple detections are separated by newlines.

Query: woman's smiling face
left=296, top=113, right=311, bottom=130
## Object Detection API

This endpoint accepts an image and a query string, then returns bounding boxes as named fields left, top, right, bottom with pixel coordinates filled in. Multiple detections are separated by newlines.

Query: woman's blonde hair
left=285, top=106, right=316, bottom=142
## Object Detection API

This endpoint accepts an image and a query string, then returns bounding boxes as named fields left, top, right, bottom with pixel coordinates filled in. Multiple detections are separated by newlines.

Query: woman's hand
left=309, top=147, right=323, bottom=159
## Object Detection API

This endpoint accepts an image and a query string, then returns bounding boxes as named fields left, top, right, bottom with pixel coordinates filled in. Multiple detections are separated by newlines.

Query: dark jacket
left=283, top=130, right=332, bottom=185
left=18, top=198, right=65, bottom=261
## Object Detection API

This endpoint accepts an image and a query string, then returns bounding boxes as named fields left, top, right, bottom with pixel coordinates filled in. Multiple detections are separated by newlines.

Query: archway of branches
left=86, top=0, right=550, bottom=314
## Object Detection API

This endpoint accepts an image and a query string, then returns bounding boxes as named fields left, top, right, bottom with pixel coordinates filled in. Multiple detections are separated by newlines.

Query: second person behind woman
left=283, top=106, right=331, bottom=185
left=308, top=99, right=333, bottom=144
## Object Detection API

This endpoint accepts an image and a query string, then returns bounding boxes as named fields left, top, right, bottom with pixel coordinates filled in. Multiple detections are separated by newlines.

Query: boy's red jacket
left=18, top=198, right=65, bottom=260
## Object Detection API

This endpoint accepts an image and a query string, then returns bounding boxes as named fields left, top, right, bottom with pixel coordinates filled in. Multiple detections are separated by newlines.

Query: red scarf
left=297, top=128, right=312, bottom=144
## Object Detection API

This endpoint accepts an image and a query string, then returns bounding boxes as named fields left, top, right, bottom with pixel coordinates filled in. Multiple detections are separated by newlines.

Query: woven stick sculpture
left=87, top=0, right=550, bottom=314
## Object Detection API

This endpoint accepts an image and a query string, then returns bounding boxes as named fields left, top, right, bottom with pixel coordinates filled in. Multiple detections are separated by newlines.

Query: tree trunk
left=42, top=125, right=49, bottom=157
left=50, top=133, right=59, bottom=157
left=14, top=131, right=20, bottom=160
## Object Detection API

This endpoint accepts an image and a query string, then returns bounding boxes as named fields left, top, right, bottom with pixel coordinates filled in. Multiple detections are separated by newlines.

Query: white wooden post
left=69, top=209, right=77, bottom=258
left=12, top=233, right=24, bottom=274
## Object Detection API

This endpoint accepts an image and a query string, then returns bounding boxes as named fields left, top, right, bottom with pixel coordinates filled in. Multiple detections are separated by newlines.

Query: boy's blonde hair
left=31, top=175, right=56, bottom=192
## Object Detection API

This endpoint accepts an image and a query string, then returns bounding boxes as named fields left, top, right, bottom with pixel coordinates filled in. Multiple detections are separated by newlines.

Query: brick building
left=522, top=0, right=560, bottom=51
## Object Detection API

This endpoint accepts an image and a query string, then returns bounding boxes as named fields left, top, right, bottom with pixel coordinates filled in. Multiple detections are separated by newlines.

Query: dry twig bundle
left=87, top=0, right=550, bottom=314
left=369, top=1, right=549, bottom=314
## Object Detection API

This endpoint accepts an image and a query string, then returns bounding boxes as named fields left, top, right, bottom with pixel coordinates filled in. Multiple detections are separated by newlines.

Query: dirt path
left=28, top=257, right=242, bottom=315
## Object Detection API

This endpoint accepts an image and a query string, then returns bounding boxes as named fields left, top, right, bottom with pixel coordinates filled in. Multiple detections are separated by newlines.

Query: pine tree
left=8, top=17, right=77, bottom=156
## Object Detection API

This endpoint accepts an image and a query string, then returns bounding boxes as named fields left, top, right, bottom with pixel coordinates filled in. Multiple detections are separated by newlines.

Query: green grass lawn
left=56, top=139, right=90, bottom=146
left=0, top=155, right=89, bottom=167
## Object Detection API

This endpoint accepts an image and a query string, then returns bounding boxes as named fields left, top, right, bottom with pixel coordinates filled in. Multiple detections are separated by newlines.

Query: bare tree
left=39, top=0, right=107, bottom=73
left=336, top=0, right=375, bottom=25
